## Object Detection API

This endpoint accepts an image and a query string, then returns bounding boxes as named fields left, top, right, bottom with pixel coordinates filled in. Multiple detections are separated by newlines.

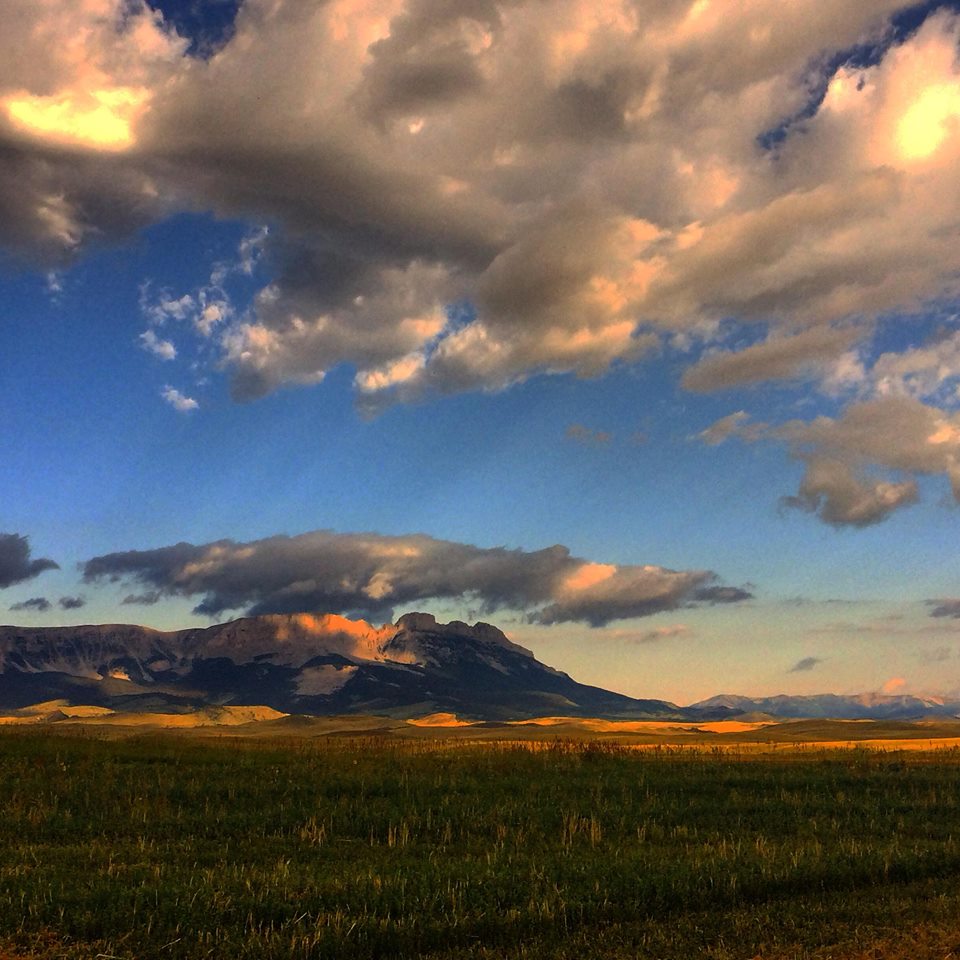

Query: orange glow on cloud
left=562, top=562, right=617, bottom=593
left=549, top=2, right=638, bottom=72
left=5, top=87, right=148, bottom=151
left=327, top=0, right=396, bottom=49
left=897, top=83, right=960, bottom=159
left=291, top=613, right=379, bottom=639
left=928, top=422, right=960, bottom=445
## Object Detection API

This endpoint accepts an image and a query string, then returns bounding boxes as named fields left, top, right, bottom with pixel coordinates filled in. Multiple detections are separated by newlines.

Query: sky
left=3, top=0, right=960, bottom=705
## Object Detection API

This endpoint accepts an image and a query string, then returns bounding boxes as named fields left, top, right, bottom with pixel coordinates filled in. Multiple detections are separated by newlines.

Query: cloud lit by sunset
left=5, top=87, right=148, bottom=151
left=897, top=83, right=960, bottom=159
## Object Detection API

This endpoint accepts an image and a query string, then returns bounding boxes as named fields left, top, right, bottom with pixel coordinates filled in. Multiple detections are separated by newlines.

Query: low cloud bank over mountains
left=82, top=529, right=751, bottom=626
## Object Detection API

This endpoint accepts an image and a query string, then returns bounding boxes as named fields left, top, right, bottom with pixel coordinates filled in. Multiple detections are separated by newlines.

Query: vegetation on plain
left=2, top=731, right=960, bottom=959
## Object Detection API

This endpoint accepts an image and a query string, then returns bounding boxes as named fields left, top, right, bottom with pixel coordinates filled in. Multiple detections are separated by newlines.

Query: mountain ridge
left=691, top=692, right=960, bottom=720
left=2, top=613, right=957, bottom=721
left=0, top=612, right=693, bottom=721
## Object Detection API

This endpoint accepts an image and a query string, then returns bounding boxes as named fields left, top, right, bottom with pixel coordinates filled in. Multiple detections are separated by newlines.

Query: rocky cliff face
left=0, top=612, right=685, bottom=720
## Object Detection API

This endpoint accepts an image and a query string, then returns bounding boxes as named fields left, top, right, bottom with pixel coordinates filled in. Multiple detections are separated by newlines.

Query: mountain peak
left=0, top=611, right=681, bottom=720
left=395, top=611, right=438, bottom=632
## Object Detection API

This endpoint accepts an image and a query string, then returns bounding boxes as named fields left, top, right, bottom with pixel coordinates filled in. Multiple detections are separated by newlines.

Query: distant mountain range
left=689, top=692, right=960, bottom=721
left=0, top=612, right=957, bottom=722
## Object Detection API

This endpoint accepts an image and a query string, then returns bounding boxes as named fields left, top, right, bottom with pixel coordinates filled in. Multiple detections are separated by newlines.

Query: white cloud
left=139, top=328, right=176, bottom=360
left=142, top=292, right=195, bottom=326
left=161, top=385, right=198, bottom=412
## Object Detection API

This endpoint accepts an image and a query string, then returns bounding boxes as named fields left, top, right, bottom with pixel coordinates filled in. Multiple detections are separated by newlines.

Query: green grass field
left=3, top=731, right=960, bottom=959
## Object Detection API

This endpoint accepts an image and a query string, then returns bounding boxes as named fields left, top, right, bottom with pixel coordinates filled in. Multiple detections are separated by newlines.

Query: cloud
left=82, top=528, right=750, bottom=626
left=881, top=676, right=907, bottom=694
left=789, top=655, right=824, bottom=673
left=699, top=411, right=752, bottom=447
left=0, top=533, right=58, bottom=589
left=140, top=253, right=240, bottom=340
left=161, top=385, right=199, bottom=412
left=3, top=0, right=959, bottom=414
left=0, top=2, right=184, bottom=262
left=121, top=590, right=162, bottom=606
left=682, top=326, right=864, bottom=393
left=9, top=597, right=51, bottom=613
left=693, top=585, right=754, bottom=605
left=704, top=395, right=960, bottom=526
left=565, top=423, right=612, bottom=446
left=929, top=599, right=960, bottom=619
left=872, top=327, right=960, bottom=404
left=781, top=456, right=919, bottom=528
left=58, top=596, right=85, bottom=610
left=139, top=328, right=176, bottom=360
left=777, top=397, right=960, bottom=525
left=142, top=292, right=196, bottom=325
left=5, top=1, right=960, bottom=534
left=779, top=596, right=858, bottom=607
left=632, top=624, right=690, bottom=644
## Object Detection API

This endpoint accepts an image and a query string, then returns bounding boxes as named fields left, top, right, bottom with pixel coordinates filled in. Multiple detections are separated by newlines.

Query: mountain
left=691, top=692, right=960, bottom=721
left=7, top=612, right=951, bottom=722
left=0, top=612, right=698, bottom=721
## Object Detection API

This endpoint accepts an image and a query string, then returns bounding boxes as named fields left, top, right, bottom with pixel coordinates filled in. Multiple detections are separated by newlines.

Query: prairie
left=2, top=726, right=960, bottom=958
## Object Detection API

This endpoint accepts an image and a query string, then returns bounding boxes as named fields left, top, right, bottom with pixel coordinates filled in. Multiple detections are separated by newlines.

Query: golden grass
left=406, top=712, right=474, bottom=727
left=0, top=704, right=286, bottom=728
left=4, top=704, right=960, bottom=755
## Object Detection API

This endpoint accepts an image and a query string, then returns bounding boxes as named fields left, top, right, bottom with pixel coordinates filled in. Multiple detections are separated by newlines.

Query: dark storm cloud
left=58, top=596, right=86, bottom=610
left=82, top=529, right=749, bottom=626
left=0, top=533, right=58, bottom=589
left=9, top=596, right=51, bottom=612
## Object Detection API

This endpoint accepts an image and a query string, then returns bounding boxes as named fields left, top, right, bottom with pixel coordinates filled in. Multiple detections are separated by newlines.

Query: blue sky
left=2, top=0, right=960, bottom=703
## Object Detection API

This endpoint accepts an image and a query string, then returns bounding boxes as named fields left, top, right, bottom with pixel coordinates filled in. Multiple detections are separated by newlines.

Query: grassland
left=3, top=729, right=960, bottom=959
